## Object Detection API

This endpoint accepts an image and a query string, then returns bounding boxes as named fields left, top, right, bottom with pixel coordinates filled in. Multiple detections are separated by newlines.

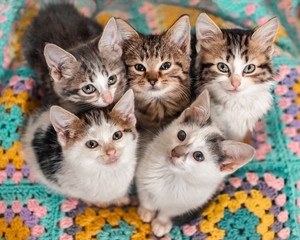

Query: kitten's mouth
left=148, top=86, right=160, bottom=91
left=106, top=157, right=118, bottom=165
left=228, top=88, right=239, bottom=93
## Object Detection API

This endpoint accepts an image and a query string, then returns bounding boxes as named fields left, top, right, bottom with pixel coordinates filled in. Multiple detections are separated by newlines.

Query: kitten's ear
left=220, top=140, right=255, bottom=174
left=165, top=15, right=191, bottom=54
left=116, top=19, right=139, bottom=41
left=111, top=89, right=136, bottom=126
left=50, top=106, right=81, bottom=147
left=44, top=44, right=78, bottom=82
left=98, top=18, right=122, bottom=57
left=179, top=89, right=210, bottom=124
left=195, top=13, right=222, bottom=53
left=252, top=17, right=279, bottom=55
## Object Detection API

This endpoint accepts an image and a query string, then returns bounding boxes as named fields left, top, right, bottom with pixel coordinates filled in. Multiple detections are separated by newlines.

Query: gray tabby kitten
left=21, top=90, right=138, bottom=205
left=136, top=90, right=255, bottom=237
left=22, top=3, right=126, bottom=112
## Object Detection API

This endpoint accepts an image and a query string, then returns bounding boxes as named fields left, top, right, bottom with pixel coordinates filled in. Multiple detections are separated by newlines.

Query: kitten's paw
left=138, top=207, right=155, bottom=223
left=151, top=218, right=172, bottom=237
left=94, top=202, right=110, bottom=208
left=114, top=196, right=131, bottom=207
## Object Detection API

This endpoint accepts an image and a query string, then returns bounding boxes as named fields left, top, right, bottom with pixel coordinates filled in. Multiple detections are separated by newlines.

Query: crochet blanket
left=1, top=0, right=300, bottom=239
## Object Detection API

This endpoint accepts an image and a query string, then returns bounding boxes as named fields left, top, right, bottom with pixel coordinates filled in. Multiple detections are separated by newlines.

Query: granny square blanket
left=0, top=0, right=300, bottom=239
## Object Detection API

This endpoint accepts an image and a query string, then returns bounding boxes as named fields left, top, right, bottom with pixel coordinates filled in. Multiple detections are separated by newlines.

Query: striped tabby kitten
left=22, top=4, right=126, bottom=112
left=136, top=90, right=255, bottom=237
left=194, top=13, right=279, bottom=141
left=21, top=90, right=138, bottom=205
left=116, top=15, right=191, bottom=129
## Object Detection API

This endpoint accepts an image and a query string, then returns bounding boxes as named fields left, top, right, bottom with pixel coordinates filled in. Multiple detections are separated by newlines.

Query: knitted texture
left=1, top=0, right=300, bottom=239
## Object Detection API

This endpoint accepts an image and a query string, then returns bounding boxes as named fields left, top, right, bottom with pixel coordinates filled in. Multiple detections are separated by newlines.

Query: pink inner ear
left=220, top=162, right=236, bottom=172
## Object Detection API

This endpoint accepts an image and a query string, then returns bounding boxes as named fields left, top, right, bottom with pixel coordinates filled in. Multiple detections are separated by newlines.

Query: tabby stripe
left=62, top=88, right=79, bottom=97
left=201, top=63, right=214, bottom=71
left=171, top=75, right=184, bottom=84
left=258, top=63, right=273, bottom=74
left=244, top=36, right=249, bottom=47
left=81, top=62, right=88, bottom=71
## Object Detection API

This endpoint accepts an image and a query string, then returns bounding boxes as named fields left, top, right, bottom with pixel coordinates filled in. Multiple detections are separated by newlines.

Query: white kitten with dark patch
left=22, top=4, right=126, bottom=112
left=21, top=90, right=138, bottom=206
left=136, top=90, right=255, bottom=237
left=194, top=13, right=279, bottom=141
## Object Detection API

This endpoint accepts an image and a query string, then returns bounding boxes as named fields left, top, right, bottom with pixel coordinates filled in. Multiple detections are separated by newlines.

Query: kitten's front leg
left=137, top=191, right=156, bottom=222
left=151, top=212, right=172, bottom=237
left=138, top=206, right=155, bottom=222
left=113, top=195, right=131, bottom=207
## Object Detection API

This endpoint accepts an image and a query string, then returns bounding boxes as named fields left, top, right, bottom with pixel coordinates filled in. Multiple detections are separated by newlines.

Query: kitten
left=22, top=3, right=126, bottom=112
left=136, top=90, right=255, bottom=237
left=194, top=13, right=279, bottom=141
left=21, top=90, right=138, bottom=205
left=116, top=15, right=191, bottom=130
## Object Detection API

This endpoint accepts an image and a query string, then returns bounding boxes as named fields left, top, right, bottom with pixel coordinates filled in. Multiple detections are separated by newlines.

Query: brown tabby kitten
left=22, top=4, right=126, bottom=113
left=193, top=13, right=278, bottom=141
left=116, top=15, right=191, bottom=130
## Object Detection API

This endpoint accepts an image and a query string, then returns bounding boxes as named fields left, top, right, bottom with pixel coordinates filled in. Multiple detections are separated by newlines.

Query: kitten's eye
left=112, top=131, right=123, bottom=140
left=82, top=84, right=96, bottom=94
left=135, top=64, right=146, bottom=72
left=243, top=64, right=255, bottom=73
left=108, top=75, right=117, bottom=85
left=160, top=62, right=171, bottom=70
left=86, top=140, right=98, bottom=149
left=193, top=151, right=204, bottom=162
left=217, top=62, right=229, bottom=73
left=177, top=130, right=186, bottom=141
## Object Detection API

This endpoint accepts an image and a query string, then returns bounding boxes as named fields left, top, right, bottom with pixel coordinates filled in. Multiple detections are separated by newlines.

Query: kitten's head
left=44, top=18, right=126, bottom=108
left=50, top=90, right=137, bottom=165
left=159, top=90, right=255, bottom=181
left=116, top=15, right=191, bottom=101
left=195, top=13, right=278, bottom=96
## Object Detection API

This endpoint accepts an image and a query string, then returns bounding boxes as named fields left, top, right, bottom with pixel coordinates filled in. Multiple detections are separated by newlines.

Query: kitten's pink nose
left=106, top=148, right=116, bottom=157
left=102, top=92, right=113, bottom=105
left=171, top=146, right=185, bottom=158
left=231, top=75, right=241, bottom=88
left=148, top=78, right=158, bottom=86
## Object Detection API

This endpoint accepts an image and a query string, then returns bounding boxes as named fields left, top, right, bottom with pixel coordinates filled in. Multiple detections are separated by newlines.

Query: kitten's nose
left=102, top=91, right=113, bottom=105
left=231, top=75, right=241, bottom=88
left=148, top=78, right=158, bottom=86
left=106, top=148, right=116, bottom=157
left=171, top=146, right=186, bottom=158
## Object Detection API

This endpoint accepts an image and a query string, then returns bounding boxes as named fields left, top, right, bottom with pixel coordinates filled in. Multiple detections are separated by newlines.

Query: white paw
left=151, top=218, right=172, bottom=237
left=94, top=202, right=110, bottom=208
left=114, top=196, right=131, bottom=207
left=138, top=207, right=155, bottom=222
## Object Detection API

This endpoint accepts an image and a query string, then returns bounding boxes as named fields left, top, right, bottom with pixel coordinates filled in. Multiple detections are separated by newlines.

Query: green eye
left=86, top=140, right=98, bottom=148
left=217, top=62, right=229, bottom=73
left=243, top=64, right=255, bottom=73
left=82, top=84, right=96, bottom=94
left=160, top=62, right=171, bottom=70
left=108, top=75, right=117, bottom=85
left=177, top=130, right=186, bottom=141
left=135, top=64, right=146, bottom=71
left=193, top=151, right=204, bottom=161
left=112, top=131, right=123, bottom=140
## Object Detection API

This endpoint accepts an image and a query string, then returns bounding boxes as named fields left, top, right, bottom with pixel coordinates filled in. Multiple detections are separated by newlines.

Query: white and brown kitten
left=116, top=15, right=191, bottom=130
left=136, top=90, right=255, bottom=237
left=194, top=13, right=279, bottom=141
left=21, top=90, right=138, bottom=205
left=22, top=3, right=126, bottom=112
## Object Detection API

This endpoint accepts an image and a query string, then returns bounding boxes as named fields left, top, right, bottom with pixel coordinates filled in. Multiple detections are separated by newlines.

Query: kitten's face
left=195, top=14, right=278, bottom=96
left=117, top=16, right=191, bottom=101
left=155, top=90, right=255, bottom=179
left=45, top=18, right=126, bottom=108
left=50, top=90, right=137, bottom=166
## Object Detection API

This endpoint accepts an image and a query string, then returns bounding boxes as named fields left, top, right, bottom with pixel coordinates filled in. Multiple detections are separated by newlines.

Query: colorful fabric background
left=0, top=0, right=300, bottom=239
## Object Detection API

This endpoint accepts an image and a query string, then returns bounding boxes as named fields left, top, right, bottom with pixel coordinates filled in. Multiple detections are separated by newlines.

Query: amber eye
left=112, top=131, right=123, bottom=140
left=82, top=84, right=96, bottom=94
left=86, top=140, right=98, bottom=148
left=177, top=130, right=186, bottom=141
left=243, top=64, right=255, bottom=73
left=160, top=62, right=171, bottom=70
left=217, top=62, right=229, bottom=73
left=135, top=64, right=146, bottom=71
left=108, top=75, right=117, bottom=85
left=193, top=151, right=204, bottom=161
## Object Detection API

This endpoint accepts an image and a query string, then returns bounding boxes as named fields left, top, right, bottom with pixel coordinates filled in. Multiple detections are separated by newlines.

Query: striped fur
left=194, top=14, right=278, bottom=141
left=22, top=4, right=126, bottom=113
left=117, top=16, right=192, bottom=130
